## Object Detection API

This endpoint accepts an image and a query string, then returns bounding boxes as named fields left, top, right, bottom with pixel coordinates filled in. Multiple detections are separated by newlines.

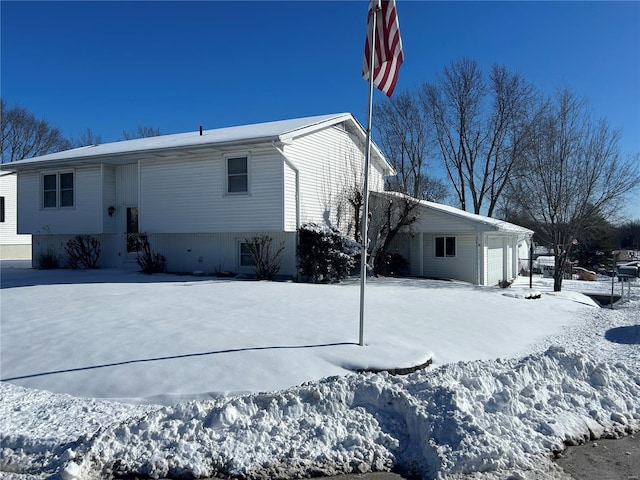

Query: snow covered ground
left=1, top=260, right=638, bottom=479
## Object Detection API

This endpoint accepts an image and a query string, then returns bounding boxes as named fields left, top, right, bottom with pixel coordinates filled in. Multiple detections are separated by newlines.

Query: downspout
left=137, top=159, right=142, bottom=228
left=503, top=235, right=509, bottom=282
left=272, top=141, right=300, bottom=279
left=271, top=141, right=300, bottom=229
left=419, top=232, right=424, bottom=277
left=476, top=229, right=482, bottom=286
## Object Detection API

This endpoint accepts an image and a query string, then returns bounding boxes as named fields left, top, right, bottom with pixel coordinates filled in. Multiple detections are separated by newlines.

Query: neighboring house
left=385, top=193, right=533, bottom=286
left=0, top=114, right=393, bottom=276
left=533, top=256, right=556, bottom=278
left=0, top=172, right=32, bottom=260
left=615, top=250, right=640, bottom=262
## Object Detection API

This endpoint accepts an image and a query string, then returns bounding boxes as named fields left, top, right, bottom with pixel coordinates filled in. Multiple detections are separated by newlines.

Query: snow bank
left=2, top=265, right=638, bottom=478
left=3, top=347, right=638, bottom=479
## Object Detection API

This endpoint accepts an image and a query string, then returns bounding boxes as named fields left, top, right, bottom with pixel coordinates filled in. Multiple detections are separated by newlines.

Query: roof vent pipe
left=199, top=125, right=203, bottom=136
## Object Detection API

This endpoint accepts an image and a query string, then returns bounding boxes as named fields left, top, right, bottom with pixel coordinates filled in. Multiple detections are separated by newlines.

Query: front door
left=126, top=206, right=140, bottom=254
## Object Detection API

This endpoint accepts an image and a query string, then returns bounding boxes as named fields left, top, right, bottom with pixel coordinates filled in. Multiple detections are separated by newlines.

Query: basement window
left=435, top=236, right=456, bottom=258
left=239, top=242, right=257, bottom=267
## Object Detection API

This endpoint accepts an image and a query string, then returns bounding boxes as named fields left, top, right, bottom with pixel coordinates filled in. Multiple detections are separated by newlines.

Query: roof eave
left=0, top=136, right=284, bottom=172
left=279, top=113, right=353, bottom=142
left=377, top=192, right=532, bottom=234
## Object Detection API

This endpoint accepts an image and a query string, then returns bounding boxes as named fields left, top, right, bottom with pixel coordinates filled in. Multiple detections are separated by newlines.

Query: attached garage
left=385, top=194, right=533, bottom=286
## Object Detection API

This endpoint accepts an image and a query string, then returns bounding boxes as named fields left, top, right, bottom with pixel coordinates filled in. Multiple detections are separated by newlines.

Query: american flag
left=362, top=0, right=404, bottom=97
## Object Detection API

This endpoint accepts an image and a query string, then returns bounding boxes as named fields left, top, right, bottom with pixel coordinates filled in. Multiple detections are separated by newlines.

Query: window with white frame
left=42, top=172, right=74, bottom=209
left=226, top=156, right=248, bottom=194
left=239, top=241, right=257, bottom=267
left=435, top=236, right=456, bottom=257
left=0, top=196, right=5, bottom=222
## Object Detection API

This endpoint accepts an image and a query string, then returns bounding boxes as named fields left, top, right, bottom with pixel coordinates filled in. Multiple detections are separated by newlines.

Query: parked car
left=617, top=264, right=639, bottom=278
left=572, top=266, right=596, bottom=281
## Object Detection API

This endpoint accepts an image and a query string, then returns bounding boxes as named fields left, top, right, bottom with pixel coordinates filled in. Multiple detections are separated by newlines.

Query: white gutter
left=476, top=230, right=483, bottom=286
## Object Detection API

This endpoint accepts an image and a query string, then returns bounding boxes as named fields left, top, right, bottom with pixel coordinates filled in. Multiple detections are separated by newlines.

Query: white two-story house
left=1, top=113, right=392, bottom=276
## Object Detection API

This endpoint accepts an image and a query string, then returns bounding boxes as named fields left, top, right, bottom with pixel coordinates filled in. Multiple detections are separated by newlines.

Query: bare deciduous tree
left=326, top=148, right=420, bottom=273
left=0, top=99, right=71, bottom=163
left=615, top=220, right=640, bottom=251
left=367, top=191, right=419, bottom=274
left=73, top=128, right=102, bottom=147
left=419, top=176, right=450, bottom=203
left=421, top=58, right=537, bottom=216
left=506, top=87, right=639, bottom=291
left=122, top=125, right=162, bottom=140
left=374, top=91, right=449, bottom=203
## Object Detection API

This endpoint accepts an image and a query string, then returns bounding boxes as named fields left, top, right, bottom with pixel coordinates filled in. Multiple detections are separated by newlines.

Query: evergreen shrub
left=297, top=223, right=358, bottom=283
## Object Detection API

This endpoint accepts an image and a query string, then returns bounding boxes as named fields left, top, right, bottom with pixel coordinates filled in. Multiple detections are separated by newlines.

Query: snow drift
left=2, top=347, right=638, bottom=480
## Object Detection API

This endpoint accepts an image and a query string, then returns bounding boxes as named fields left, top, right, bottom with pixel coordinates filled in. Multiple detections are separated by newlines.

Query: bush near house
left=37, top=249, right=60, bottom=270
left=35, top=226, right=61, bottom=269
left=244, top=234, right=286, bottom=280
left=136, top=234, right=167, bottom=274
left=297, top=223, right=358, bottom=283
left=375, top=251, right=409, bottom=277
left=65, top=235, right=101, bottom=269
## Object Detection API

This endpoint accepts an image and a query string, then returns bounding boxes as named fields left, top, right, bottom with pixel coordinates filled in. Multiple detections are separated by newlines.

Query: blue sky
left=2, top=1, right=639, bottom=217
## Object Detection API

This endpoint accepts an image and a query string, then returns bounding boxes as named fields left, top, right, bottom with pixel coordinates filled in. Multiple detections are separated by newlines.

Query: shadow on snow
left=604, top=325, right=640, bottom=345
left=0, top=342, right=358, bottom=382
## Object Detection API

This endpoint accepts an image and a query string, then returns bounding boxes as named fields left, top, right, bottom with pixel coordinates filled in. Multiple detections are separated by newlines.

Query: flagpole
left=359, top=1, right=378, bottom=347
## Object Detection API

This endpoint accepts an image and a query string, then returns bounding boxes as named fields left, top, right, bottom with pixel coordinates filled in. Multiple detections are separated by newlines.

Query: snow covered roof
left=377, top=191, right=533, bottom=235
left=1, top=113, right=392, bottom=173
left=535, top=256, right=556, bottom=266
left=421, top=199, right=533, bottom=234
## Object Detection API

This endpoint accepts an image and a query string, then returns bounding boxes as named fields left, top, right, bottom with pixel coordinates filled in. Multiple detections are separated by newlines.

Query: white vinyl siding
left=102, top=165, right=116, bottom=233
left=423, top=233, right=477, bottom=283
left=399, top=202, right=530, bottom=285
left=409, top=207, right=478, bottom=282
left=283, top=161, right=297, bottom=231
left=140, top=149, right=284, bottom=233
left=116, top=164, right=138, bottom=205
left=281, top=124, right=385, bottom=236
left=143, top=232, right=297, bottom=276
left=18, top=167, right=103, bottom=234
left=8, top=116, right=394, bottom=271
left=0, top=174, right=31, bottom=257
